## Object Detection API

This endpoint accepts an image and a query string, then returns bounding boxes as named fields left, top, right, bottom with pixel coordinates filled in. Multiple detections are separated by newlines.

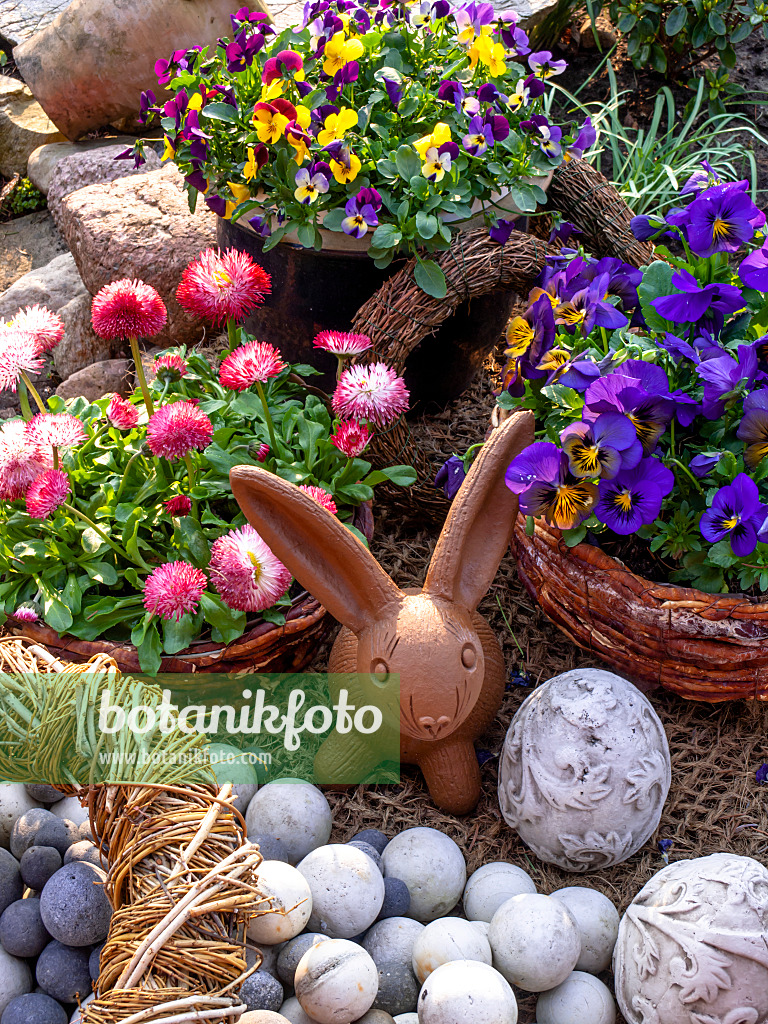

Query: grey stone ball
left=381, top=829, right=466, bottom=922
left=63, top=843, right=102, bottom=869
left=248, top=834, right=293, bottom=864
left=40, top=863, right=112, bottom=947
left=48, top=799, right=88, bottom=829
left=0, top=898, right=50, bottom=957
left=372, top=960, right=419, bottom=1016
left=20, top=847, right=62, bottom=891
left=248, top=943, right=283, bottom=979
left=1, top=993, right=68, bottom=1024
left=89, top=943, right=105, bottom=981
left=277, top=934, right=330, bottom=987
left=353, top=1013, right=395, bottom=1024
left=241, top=971, right=284, bottom=1013
left=348, top=841, right=382, bottom=871
left=377, top=878, right=410, bottom=921
left=11, top=812, right=78, bottom=859
left=24, top=786, right=62, bottom=806
left=0, top=850, right=23, bottom=916
left=0, top=787, right=39, bottom=851
left=353, top=830, right=389, bottom=854
left=362, top=918, right=425, bottom=971
left=35, top=941, right=92, bottom=1003
left=0, top=946, right=32, bottom=1016
left=298, top=844, right=384, bottom=938
left=77, top=822, right=93, bottom=843
left=245, top=783, right=332, bottom=865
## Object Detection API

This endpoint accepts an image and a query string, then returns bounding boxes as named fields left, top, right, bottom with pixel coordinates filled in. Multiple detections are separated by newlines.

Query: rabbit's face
left=357, top=591, right=486, bottom=742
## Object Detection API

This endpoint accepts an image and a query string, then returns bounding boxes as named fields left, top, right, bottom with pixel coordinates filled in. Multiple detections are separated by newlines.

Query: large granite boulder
left=0, top=77, right=65, bottom=177
left=0, top=0, right=74, bottom=46
left=28, top=137, right=154, bottom=194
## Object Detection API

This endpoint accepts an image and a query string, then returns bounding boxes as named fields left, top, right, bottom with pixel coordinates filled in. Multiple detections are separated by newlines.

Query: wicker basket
left=6, top=503, right=373, bottom=676
left=512, top=516, right=768, bottom=702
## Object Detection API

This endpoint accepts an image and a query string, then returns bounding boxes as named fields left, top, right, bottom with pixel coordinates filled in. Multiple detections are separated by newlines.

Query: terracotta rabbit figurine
left=229, top=409, right=534, bottom=814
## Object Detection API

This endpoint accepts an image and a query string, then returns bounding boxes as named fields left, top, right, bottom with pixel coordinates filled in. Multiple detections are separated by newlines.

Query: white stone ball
left=49, top=795, right=89, bottom=827
left=362, top=917, right=425, bottom=970
left=393, top=1015, right=418, bottom=1024
left=295, top=939, right=378, bottom=1024
left=381, top=828, right=466, bottom=922
left=0, top=945, right=33, bottom=1015
left=248, top=860, right=313, bottom=944
left=471, top=920, right=490, bottom=938
left=280, top=997, right=321, bottom=1024
left=207, top=742, right=260, bottom=815
left=0, top=785, right=39, bottom=849
left=498, top=669, right=671, bottom=872
left=245, top=783, right=332, bottom=864
left=463, top=863, right=537, bottom=923
left=417, top=960, right=517, bottom=1024
left=298, top=844, right=385, bottom=938
left=489, top=894, right=580, bottom=992
left=536, top=971, right=615, bottom=1024
left=550, top=887, right=619, bottom=974
left=614, top=853, right=768, bottom=1024
left=412, top=917, right=492, bottom=983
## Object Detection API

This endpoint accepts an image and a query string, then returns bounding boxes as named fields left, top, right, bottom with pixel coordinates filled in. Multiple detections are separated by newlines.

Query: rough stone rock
left=54, top=292, right=120, bottom=379
left=56, top=358, right=131, bottom=402
left=489, top=0, right=559, bottom=27
left=47, top=145, right=161, bottom=230
left=0, top=252, right=86, bottom=321
left=58, top=165, right=217, bottom=346
left=0, top=0, right=73, bottom=46
left=0, top=212, right=69, bottom=293
left=28, top=137, right=154, bottom=194
left=0, top=77, right=64, bottom=177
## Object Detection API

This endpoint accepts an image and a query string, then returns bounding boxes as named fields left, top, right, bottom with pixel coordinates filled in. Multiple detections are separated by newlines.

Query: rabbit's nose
left=418, top=715, right=451, bottom=737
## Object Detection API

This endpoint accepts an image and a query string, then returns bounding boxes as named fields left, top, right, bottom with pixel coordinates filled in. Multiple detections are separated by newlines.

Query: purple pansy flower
left=115, top=146, right=146, bottom=170
left=383, top=76, right=402, bottom=108
left=341, top=194, right=379, bottom=238
left=594, top=458, right=674, bottom=534
left=685, top=185, right=760, bottom=257
left=652, top=269, right=745, bottom=334
left=561, top=413, right=639, bottom=479
left=499, top=11, right=530, bottom=52
left=249, top=215, right=271, bottom=238
left=462, top=115, right=494, bottom=157
left=658, top=332, right=700, bottom=364
left=737, top=389, right=768, bottom=469
left=226, top=29, right=265, bottom=72
left=520, top=114, right=562, bottom=158
left=630, top=214, right=675, bottom=242
left=549, top=220, right=582, bottom=245
left=680, top=159, right=721, bottom=197
left=527, top=50, right=567, bottom=78
left=155, top=49, right=195, bottom=85
left=505, top=442, right=598, bottom=530
left=584, top=370, right=672, bottom=458
left=484, top=111, right=510, bottom=142
left=435, top=455, right=466, bottom=499
left=557, top=357, right=601, bottom=392
left=696, top=344, right=757, bottom=419
left=700, top=474, right=768, bottom=556
left=566, top=116, right=596, bottom=160
left=690, top=452, right=722, bottom=478
left=490, top=218, right=515, bottom=246
left=740, top=243, right=768, bottom=292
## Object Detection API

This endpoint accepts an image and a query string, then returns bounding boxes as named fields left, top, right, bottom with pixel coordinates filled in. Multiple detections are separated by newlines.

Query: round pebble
left=245, top=784, right=332, bottom=865
left=249, top=834, right=293, bottom=864
left=0, top=850, right=23, bottom=916
left=299, top=844, right=384, bottom=938
left=239, top=1014, right=292, bottom=1024
left=20, top=847, right=62, bottom=891
left=11, top=811, right=77, bottom=859
left=241, top=970, right=285, bottom=1013
left=463, top=863, right=536, bottom=924
left=277, top=934, right=330, bottom=987
left=536, top=971, right=615, bottom=1024
left=63, top=842, right=102, bottom=869
left=24, top=786, right=62, bottom=806
left=40, top=863, right=112, bottom=946
left=393, top=1015, right=418, bottom=1024
left=68, top=994, right=94, bottom=1023
left=208, top=743, right=260, bottom=815
left=353, top=1013, right=394, bottom=1024
left=550, top=888, right=619, bottom=974
left=418, top=960, right=517, bottom=1024
left=363, top=918, right=425, bottom=971
left=0, top=898, right=50, bottom=957
left=381, top=829, right=465, bottom=923
left=489, top=894, right=581, bottom=992
left=247, top=861, right=313, bottom=944
left=372, top=960, right=419, bottom=1016
left=347, top=841, right=382, bottom=871
left=36, top=941, right=92, bottom=1003
left=89, top=943, right=105, bottom=981
left=352, top=830, right=389, bottom=854
left=251, top=942, right=282, bottom=979
left=376, top=878, right=410, bottom=921
left=279, top=997, right=319, bottom=1024
left=0, top=788, right=39, bottom=851
left=295, top=940, right=378, bottom=1024
left=1, top=992, right=68, bottom=1024
left=48, top=798, right=88, bottom=828
left=0, top=946, right=32, bottom=1016
left=412, top=918, right=492, bottom=984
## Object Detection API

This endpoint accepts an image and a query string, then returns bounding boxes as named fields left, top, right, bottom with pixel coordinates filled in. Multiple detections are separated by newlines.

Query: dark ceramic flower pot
left=218, top=217, right=516, bottom=409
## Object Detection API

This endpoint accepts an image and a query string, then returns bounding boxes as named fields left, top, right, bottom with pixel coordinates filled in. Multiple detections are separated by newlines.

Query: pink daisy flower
left=164, top=494, right=193, bottom=516
left=143, top=560, right=208, bottom=622
left=152, top=352, right=188, bottom=381
left=12, top=604, right=38, bottom=623
left=209, top=524, right=291, bottom=613
left=10, top=305, right=65, bottom=354
left=313, top=331, right=372, bottom=357
left=219, top=340, right=286, bottom=391
left=176, top=248, right=271, bottom=325
left=299, top=485, right=338, bottom=514
left=331, top=420, right=371, bottom=458
left=254, top=443, right=269, bottom=462
left=146, top=401, right=213, bottom=460
left=0, top=420, right=51, bottom=500
left=25, top=413, right=87, bottom=458
left=91, top=279, right=167, bottom=339
left=0, top=330, right=45, bottom=392
left=107, top=393, right=140, bottom=430
left=25, top=468, right=70, bottom=519
left=331, top=363, right=409, bottom=428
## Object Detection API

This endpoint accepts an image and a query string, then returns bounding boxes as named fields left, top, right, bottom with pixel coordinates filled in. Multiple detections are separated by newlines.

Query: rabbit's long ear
left=230, top=465, right=402, bottom=634
left=424, top=410, right=535, bottom=612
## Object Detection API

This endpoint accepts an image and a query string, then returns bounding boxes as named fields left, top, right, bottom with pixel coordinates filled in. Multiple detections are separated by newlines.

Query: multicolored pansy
left=317, top=107, right=359, bottom=145
left=561, top=413, right=639, bottom=479
left=453, top=1, right=495, bottom=44
left=243, top=145, right=268, bottom=180
left=226, top=28, right=266, bottom=72
left=294, top=165, right=329, bottom=204
left=504, top=295, right=556, bottom=378
left=322, top=31, right=364, bottom=75
left=341, top=191, right=380, bottom=237
left=507, top=78, right=531, bottom=112
left=505, top=441, right=599, bottom=529
left=594, top=458, right=674, bottom=535
left=563, top=116, right=596, bottom=162
left=520, top=114, right=562, bottom=158
left=462, top=115, right=493, bottom=157
left=498, top=10, right=530, bottom=53
left=253, top=101, right=290, bottom=143
left=700, top=473, right=768, bottom=556
left=329, top=148, right=362, bottom=184
left=555, top=274, right=629, bottom=336
left=737, top=390, right=768, bottom=469
left=421, top=141, right=458, bottom=182
left=583, top=370, right=673, bottom=456
left=527, top=50, right=567, bottom=78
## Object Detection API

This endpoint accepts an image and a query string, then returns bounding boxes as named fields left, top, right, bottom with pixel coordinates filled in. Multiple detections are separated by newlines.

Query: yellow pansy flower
left=228, top=181, right=251, bottom=205
left=243, top=148, right=259, bottom=182
left=253, top=104, right=290, bottom=144
left=261, top=79, right=285, bottom=102
left=161, top=136, right=175, bottom=162
left=323, top=32, right=364, bottom=76
left=413, top=122, right=452, bottom=159
left=187, top=93, right=203, bottom=112
left=317, top=107, right=359, bottom=146
left=330, top=153, right=362, bottom=184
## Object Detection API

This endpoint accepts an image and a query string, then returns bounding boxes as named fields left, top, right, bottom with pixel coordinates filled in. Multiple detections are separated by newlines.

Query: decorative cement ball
left=488, top=894, right=580, bottom=992
left=550, top=888, right=619, bottom=974
left=247, top=861, right=313, bottom=944
left=0, top=849, right=23, bottom=915
left=377, top=878, right=410, bottom=921
left=372, top=960, right=420, bottom=1016
left=89, top=942, right=105, bottom=981
left=353, top=830, right=389, bottom=854
left=412, top=918, right=492, bottom=984
left=277, top=934, right=330, bottom=987
left=298, top=844, right=384, bottom=938
left=614, top=853, right=768, bottom=1024
left=249, top=834, right=294, bottom=864
left=40, top=862, right=112, bottom=946
left=24, top=785, right=61, bottom=805
left=0, top=897, right=50, bottom=957
left=362, top=918, right=425, bottom=970
left=36, top=941, right=92, bottom=1003
left=239, top=1014, right=292, bottom=1024
left=352, top=1012, right=394, bottom=1024
left=347, top=841, right=382, bottom=871
left=499, top=669, right=670, bottom=872
left=0, top=788, right=40, bottom=851
left=295, top=939, right=378, bottom=1024
left=1, top=992, right=68, bottom=1024
left=0, top=946, right=32, bottom=1016
left=48, top=797, right=88, bottom=829
left=241, top=970, right=285, bottom=1012
left=248, top=942, right=281, bottom=979
left=11, top=810, right=77, bottom=859
left=381, top=829, right=466, bottom=922
left=63, top=842, right=102, bottom=868
left=393, top=1015, right=418, bottom=1024
left=418, top=960, right=517, bottom=1024
left=536, top=971, right=615, bottom=1024
left=20, top=846, right=62, bottom=891
left=463, top=863, right=537, bottom=924
left=208, top=743, right=260, bottom=815
left=245, top=784, right=332, bottom=865
left=279, top=996, right=319, bottom=1024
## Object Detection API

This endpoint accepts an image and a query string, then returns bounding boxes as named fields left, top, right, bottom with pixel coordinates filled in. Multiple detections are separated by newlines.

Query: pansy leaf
left=416, top=211, right=438, bottom=239
left=414, top=259, right=447, bottom=298
left=321, top=208, right=345, bottom=232
left=395, top=145, right=421, bottom=182
left=202, top=102, right=240, bottom=123
left=371, top=223, right=402, bottom=249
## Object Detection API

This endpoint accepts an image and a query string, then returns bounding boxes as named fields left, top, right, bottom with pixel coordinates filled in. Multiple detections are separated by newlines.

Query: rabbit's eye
left=461, top=644, right=477, bottom=670
left=370, top=659, right=389, bottom=685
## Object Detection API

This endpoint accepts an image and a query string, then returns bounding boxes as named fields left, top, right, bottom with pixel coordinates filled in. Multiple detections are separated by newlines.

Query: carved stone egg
left=498, top=668, right=670, bottom=872
left=613, top=853, right=768, bottom=1024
